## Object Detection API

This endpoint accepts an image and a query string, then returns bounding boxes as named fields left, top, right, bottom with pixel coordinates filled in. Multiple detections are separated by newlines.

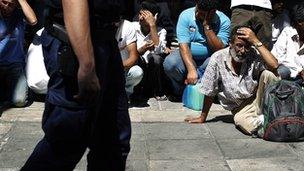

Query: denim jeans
left=163, top=49, right=210, bottom=96
left=125, top=65, right=144, bottom=97
left=277, top=65, right=303, bottom=86
left=0, top=63, right=28, bottom=107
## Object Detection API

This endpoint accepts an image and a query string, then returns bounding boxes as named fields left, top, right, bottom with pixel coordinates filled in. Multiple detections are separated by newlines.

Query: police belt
left=45, top=23, right=117, bottom=44
left=44, top=23, right=117, bottom=77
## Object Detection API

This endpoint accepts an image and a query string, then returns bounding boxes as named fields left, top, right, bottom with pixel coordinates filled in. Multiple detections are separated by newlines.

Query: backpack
left=262, top=80, right=304, bottom=142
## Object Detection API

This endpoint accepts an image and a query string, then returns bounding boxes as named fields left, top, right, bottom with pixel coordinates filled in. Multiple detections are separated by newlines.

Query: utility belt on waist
left=44, top=22, right=117, bottom=44
left=232, top=5, right=272, bottom=12
left=44, top=22, right=117, bottom=77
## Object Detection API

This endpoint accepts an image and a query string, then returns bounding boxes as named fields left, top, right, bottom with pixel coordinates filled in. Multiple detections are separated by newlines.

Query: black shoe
left=0, top=101, right=12, bottom=117
left=167, top=95, right=182, bottom=102
left=129, top=93, right=149, bottom=107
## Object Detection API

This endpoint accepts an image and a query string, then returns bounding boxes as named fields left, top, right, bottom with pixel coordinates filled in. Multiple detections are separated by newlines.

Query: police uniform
left=21, top=0, right=131, bottom=170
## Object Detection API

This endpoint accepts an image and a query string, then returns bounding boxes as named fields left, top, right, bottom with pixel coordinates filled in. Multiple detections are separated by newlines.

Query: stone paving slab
left=126, top=160, right=149, bottom=171
left=0, top=122, right=42, bottom=169
left=128, top=141, right=148, bottom=160
left=143, top=123, right=211, bottom=140
left=0, top=109, right=20, bottom=122
left=130, top=110, right=200, bottom=123
left=227, top=157, right=304, bottom=171
left=207, top=121, right=250, bottom=139
left=147, top=139, right=223, bottom=160
left=129, top=100, right=228, bottom=123
left=16, top=110, right=43, bottom=122
left=149, top=160, right=230, bottom=171
left=130, top=123, right=146, bottom=141
left=2, top=101, right=304, bottom=171
left=217, top=139, right=295, bottom=160
left=0, top=123, right=12, bottom=139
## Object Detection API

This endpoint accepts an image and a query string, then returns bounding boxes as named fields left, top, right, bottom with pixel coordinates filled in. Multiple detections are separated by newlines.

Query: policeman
left=21, top=0, right=131, bottom=170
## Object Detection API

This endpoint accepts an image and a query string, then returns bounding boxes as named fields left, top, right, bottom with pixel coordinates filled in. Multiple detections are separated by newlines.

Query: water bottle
left=182, top=83, right=204, bottom=111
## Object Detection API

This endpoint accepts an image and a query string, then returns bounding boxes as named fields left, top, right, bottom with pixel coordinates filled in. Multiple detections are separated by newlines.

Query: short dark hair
left=270, top=0, right=284, bottom=4
left=196, top=0, right=219, bottom=11
left=290, top=2, right=304, bottom=23
left=139, top=0, right=159, bottom=16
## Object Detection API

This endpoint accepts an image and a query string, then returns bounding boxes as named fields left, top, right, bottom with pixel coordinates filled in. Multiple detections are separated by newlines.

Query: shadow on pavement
left=206, top=114, right=234, bottom=123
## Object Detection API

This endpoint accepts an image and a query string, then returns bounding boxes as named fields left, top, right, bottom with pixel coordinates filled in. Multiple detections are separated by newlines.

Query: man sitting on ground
left=116, top=19, right=143, bottom=98
left=270, top=0, right=290, bottom=49
left=185, top=27, right=279, bottom=136
left=0, top=0, right=37, bottom=110
left=271, top=2, right=304, bottom=84
left=163, top=0, right=230, bottom=101
left=133, top=0, right=168, bottom=100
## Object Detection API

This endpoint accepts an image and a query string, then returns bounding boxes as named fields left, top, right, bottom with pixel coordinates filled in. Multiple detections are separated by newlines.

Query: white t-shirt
left=115, top=20, right=137, bottom=61
left=231, top=0, right=272, bottom=10
left=271, top=10, right=290, bottom=47
left=271, top=26, right=304, bottom=78
left=132, top=22, right=167, bottom=63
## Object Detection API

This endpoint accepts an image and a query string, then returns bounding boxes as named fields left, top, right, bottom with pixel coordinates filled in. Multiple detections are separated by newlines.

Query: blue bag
left=182, top=83, right=204, bottom=111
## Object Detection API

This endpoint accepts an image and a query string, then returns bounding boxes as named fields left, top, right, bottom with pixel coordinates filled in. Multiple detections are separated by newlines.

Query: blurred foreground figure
left=21, top=0, right=131, bottom=170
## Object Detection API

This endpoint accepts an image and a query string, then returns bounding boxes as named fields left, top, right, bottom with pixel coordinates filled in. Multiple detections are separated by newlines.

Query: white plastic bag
left=26, top=28, right=49, bottom=94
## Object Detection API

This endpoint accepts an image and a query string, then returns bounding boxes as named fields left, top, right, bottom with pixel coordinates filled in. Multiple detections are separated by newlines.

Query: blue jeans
left=125, top=65, right=143, bottom=97
left=0, top=63, right=28, bottom=107
left=277, top=65, right=303, bottom=85
left=163, top=49, right=210, bottom=96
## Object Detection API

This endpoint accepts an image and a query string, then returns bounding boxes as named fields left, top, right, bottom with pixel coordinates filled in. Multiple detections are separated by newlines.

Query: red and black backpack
left=262, top=80, right=304, bottom=142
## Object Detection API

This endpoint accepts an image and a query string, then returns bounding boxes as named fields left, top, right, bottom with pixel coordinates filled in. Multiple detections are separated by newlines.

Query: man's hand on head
left=236, top=27, right=260, bottom=45
left=141, top=10, right=156, bottom=27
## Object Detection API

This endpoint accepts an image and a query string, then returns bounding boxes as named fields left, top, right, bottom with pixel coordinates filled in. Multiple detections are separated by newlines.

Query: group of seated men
left=116, top=0, right=304, bottom=137
left=183, top=0, right=304, bottom=137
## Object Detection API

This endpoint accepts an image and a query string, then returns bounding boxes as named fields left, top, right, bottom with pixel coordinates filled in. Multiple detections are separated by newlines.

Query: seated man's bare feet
left=184, top=115, right=206, bottom=124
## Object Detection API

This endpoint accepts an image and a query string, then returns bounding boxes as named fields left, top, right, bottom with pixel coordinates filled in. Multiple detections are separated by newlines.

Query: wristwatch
left=254, top=42, right=263, bottom=48
left=204, top=25, right=212, bottom=31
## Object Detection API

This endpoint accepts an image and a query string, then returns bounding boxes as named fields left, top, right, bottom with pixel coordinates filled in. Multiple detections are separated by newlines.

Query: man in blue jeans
left=163, top=0, right=230, bottom=100
left=0, top=0, right=36, bottom=111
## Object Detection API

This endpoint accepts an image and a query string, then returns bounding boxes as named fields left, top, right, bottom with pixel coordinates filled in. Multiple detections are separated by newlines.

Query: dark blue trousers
left=21, top=31, right=131, bottom=171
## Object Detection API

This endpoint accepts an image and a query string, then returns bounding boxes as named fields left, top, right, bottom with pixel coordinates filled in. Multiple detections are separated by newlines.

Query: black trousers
left=21, top=31, right=131, bottom=171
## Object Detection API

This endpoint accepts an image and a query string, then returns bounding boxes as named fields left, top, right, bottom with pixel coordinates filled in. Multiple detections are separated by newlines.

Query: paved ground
left=1, top=99, right=304, bottom=171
